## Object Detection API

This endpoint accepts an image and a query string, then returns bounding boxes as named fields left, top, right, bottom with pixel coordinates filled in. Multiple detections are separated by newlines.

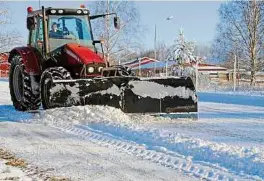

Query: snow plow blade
left=49, top=77, right=197, bottom=115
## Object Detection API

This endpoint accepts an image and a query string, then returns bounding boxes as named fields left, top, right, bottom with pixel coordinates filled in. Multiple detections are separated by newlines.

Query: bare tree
left=217, top=0, right=264, bottom=86
left=89, top=1, right=142, bottom=65
left=0, top=2, right=21, bottom=53
left=194, top=43, right=211, bottom=62
left=136, top=42, right=170, bottom=61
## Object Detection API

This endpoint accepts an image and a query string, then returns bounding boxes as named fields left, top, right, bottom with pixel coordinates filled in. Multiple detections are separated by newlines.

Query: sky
left=3, top=1, right=223, bottom=49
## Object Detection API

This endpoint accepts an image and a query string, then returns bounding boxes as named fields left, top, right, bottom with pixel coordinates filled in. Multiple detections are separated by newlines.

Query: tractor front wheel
left=9, top=55, right=41, bottom=111
left=40, top=67, right=71, bottom=109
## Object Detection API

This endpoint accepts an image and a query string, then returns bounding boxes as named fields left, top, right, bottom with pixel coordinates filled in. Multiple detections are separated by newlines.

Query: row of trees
left=0, top=2, right=20, bottom=53
left=90, top=1, right=142, bottom=64
left=90, top=1, right=209, bottom=66
left=1, top=1, right=208, bottom=71
left=212, top=0, right=264, bottom=86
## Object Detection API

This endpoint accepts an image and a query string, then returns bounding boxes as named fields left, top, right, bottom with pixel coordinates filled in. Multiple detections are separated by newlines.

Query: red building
left=0, top=52, right=10, bottom=77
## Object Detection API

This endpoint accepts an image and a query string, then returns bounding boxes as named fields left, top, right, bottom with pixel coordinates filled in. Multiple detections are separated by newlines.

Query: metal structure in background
left=154, top=16, right=173, bottom=76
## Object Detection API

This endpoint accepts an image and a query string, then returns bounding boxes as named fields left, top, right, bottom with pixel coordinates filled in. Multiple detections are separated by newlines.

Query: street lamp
left=154, top=16, right=174, bottom=76
left=166, top=16, right=173, bottom=21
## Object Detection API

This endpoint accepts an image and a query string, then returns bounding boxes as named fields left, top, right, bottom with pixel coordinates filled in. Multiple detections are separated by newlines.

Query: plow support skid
left=50, top=77, right=198, bottom=114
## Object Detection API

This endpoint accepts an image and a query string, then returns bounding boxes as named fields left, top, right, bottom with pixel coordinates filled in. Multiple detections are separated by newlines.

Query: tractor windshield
left=48, top=15, right=93, bottom=52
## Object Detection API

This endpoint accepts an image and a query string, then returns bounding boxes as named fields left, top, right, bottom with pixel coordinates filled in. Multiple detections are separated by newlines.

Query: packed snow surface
left=0, top=80, right=264, bottom=180
left=0, top=159, right=35, bottom=180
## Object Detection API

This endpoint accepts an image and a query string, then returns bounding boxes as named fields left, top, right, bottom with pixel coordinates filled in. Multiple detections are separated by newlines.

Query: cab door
left=27, top=16, right=37, bottom=48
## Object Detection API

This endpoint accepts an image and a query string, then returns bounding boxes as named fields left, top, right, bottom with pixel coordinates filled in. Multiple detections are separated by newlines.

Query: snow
left=1, top=79, right=264, bottom=180
left=0, top=122, right=193, bottom=181
left=130, top=80, right=196, bottom=101
left=86, top=84, right=121, bottom=97
left=49, top=84, right=64, bottom=94
left=65, top=84, right=80, bottom=102
left=200, top=90, right=264, bottom=97
left=198, top=92, right=264, bottom=107
left=0, top=159, right=33, bottom=181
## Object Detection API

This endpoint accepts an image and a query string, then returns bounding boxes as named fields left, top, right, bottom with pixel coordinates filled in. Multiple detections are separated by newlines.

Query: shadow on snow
left=0, top=105, right=32, bottom=122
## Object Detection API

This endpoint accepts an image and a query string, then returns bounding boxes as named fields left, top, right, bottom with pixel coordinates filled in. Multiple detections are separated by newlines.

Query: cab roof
left=27, top=7, right=89, bottom=18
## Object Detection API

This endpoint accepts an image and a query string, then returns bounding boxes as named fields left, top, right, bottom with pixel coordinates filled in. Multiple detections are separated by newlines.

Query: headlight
left=58, top=10, right=64, bottom=14
left=83, top=10, right=88, bottom=14
left=51, top=10, right=57, bottom=14
left=88, top=67, right=95, bottom=73
left=98, top=67, right=103, bottom=72
left=77, top=10, right=82, bottom=14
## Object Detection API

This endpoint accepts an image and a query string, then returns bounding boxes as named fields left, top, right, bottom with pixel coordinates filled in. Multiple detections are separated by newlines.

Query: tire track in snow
left=37, top=121, right=243, bottom=181
left=83, top=122, right=264, bottom=181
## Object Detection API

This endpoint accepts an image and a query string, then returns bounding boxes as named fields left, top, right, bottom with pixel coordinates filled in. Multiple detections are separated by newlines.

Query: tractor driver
left=49, top=22, right=63, bottom=38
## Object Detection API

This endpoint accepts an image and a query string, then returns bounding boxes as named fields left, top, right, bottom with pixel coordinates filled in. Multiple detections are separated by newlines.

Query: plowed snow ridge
left=27, top=105, right=264, bottom=181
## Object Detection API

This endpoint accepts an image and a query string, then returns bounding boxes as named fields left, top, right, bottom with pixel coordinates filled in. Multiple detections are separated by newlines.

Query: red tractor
left=8, top=6, right=197, bottom=117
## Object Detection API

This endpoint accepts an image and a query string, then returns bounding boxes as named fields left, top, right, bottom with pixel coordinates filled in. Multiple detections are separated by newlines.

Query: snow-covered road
left=0, top=80, right=263, bottom=180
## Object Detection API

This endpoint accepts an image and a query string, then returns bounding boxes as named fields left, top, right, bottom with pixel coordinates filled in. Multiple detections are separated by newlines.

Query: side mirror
left=27, top=17, right=36, bottom=30
left=114, top=16, right=120, bottom=29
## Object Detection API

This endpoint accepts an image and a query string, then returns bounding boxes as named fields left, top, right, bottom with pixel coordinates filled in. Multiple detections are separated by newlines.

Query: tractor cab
left=25, top=6, right=120, bottom=77
left=48, top=15, right=93, bottom=51
left=26, top=6, right=120, bottom=59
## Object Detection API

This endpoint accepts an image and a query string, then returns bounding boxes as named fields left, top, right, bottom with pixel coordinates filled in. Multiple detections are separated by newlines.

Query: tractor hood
left=64, top=43, right=105, bottom=65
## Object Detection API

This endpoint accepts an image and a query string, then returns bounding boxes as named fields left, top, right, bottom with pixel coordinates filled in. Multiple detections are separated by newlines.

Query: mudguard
left=9, top=47, right=41, bottom=75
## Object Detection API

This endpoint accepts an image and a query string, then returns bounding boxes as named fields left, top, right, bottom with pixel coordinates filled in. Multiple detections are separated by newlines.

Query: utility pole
left=154, top=24, right=157, bottom=75
left=153, top=16, right=173, bottom=77
left=105, top=0, right=110, bottom=64
left=139, top=58, right=141, bottom=77
left=179, top=28, right=184, bottom=76
left=164, top=16, right=173, bottom=77
left=165, top=60, right=168, bottom=77
left=237, top=55, right=239, bottom=89
left=233, top=54, right=237, bottom=91
left=195, top=57, right=199, bottom=90
left=154, top=24, right=157, bottom=60
left=236, top=43, right=239, bottom=89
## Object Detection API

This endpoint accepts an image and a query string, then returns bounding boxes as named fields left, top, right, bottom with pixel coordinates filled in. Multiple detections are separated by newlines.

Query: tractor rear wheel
left=9, top=55, right=41, bottom=111
left=40, top=67, right=71, bottom=109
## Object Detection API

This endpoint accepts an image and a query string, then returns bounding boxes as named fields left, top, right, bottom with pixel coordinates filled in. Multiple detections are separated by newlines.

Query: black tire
left=40, top=67, right=71, bottom=109
left=9, top=55, right=41, bottom=111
